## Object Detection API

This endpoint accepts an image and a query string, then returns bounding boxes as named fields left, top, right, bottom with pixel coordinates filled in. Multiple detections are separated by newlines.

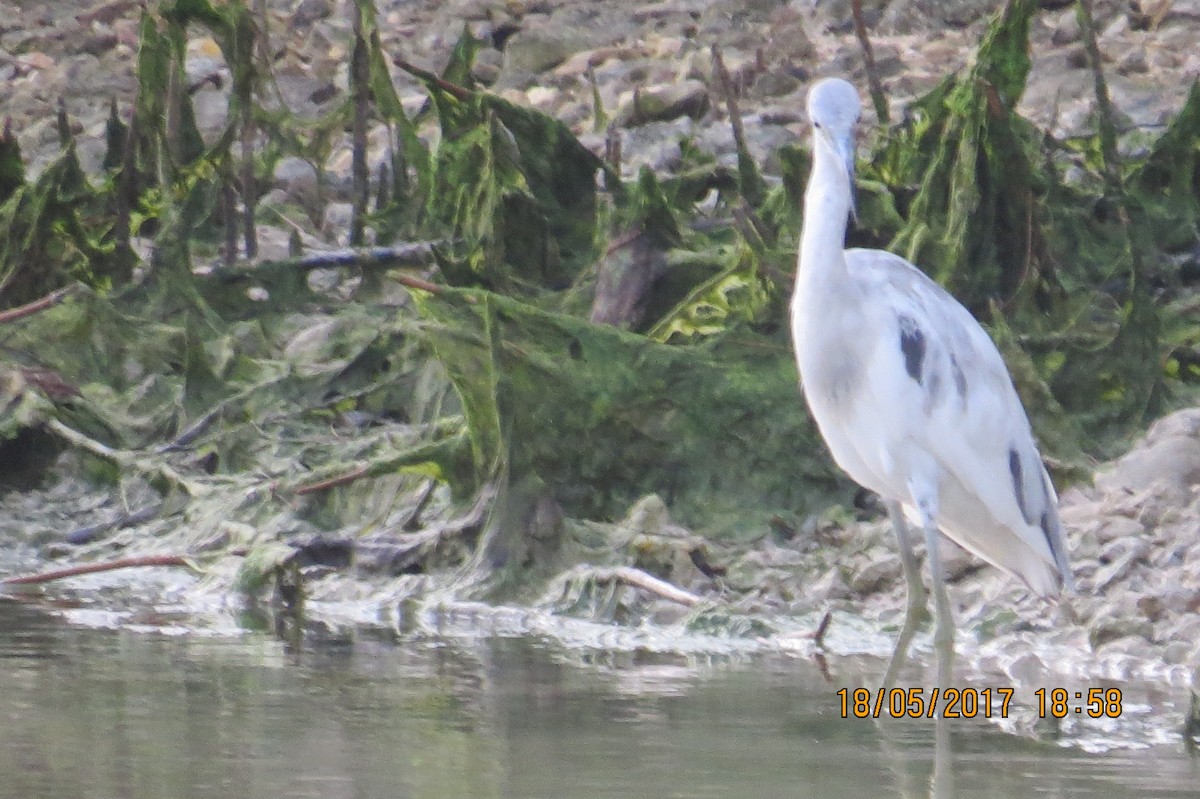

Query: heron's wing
left=845, top=248, right=1071, bottom=591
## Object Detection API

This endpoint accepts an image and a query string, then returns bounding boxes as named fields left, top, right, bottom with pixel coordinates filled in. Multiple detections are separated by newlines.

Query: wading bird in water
left=791, top=78, right=1073, bottom=687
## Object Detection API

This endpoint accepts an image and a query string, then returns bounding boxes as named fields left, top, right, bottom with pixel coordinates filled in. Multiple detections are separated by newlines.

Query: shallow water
left=0, top=598, right=1197, bottom=799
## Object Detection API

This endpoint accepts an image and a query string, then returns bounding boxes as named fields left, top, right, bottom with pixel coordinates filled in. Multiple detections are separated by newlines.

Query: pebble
left=615, top=80, right=710, bottom=126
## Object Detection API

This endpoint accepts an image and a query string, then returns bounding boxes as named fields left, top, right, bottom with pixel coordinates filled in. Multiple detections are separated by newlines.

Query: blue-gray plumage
left=790, top=78, right=1073, bottom=688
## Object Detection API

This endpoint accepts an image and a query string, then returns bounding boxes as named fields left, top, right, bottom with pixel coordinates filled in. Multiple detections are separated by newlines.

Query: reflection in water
left=0, top=598, right=1197, bottom=799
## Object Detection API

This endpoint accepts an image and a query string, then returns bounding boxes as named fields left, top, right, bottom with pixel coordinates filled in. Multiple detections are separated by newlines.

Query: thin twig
left=1075, top=0, right=1121, bottom=190
left=712, top=45, right=765, bottom=204
left=711, top=47, right=747, bottom=151
left=294, top=465, right=370, bottom=496
left=0, top=285, right=76, bottom=325
left=851, top=0, right=889, bottom=124
left=221, top=179, right=238, bottom=265
left=45, top=418, right=196, bottom=495
left=350, top=4, right=370, bottom=247
left=392, top=57, right=473, bottom=100
left=288, top=433, right=470, bottom=497
left=812, top=609, right=833, bottom=649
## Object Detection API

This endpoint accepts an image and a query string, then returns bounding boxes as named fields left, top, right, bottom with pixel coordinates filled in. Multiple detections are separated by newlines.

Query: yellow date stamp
left=836, top=687, right=1124, bottom=719
left=837, top=687, right=1014, bottom=719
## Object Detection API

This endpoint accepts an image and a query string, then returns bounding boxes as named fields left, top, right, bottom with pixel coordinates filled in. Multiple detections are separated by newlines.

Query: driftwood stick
left=3, top=548, right=250, bottom=587
left=4, top=554, right=196, bottom=586
left=598, top=566, right=703, bottom=607
left=0, top=285, right=77, bottom=325
left=46, top=417, right=123, bottom=461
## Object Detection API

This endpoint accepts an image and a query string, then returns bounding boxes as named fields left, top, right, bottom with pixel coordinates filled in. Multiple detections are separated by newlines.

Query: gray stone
left=472, top=46, right=504, bottom=85
left=495, top=26, right=592, bottom=87
left=321, top=201, right=354, bottom=244
left=616, top=80, right=710, bottom=126
left=849, top=547, right=900, bottom=595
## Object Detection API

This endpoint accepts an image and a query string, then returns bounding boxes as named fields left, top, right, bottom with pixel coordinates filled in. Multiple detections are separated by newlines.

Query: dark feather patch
left=1009, top=447, right=1035, bottom=525
left=949, top=353, right=968, bottom=401
left=897, top=315, right=926, bottom=384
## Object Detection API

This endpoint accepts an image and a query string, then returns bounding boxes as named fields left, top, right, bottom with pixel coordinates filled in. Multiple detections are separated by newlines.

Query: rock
left=1089, top=609, right=1153, bottom=648
left=272, top=156, right=320, bottom=211
left=79, top=32, right=118, bottom=56
left=1116, top=48, right=1149, bottom=75
left=553, top=45, right=636, bottom=78
left=941, top=537, right=980, bottom=582
left=879, top=0, right=1001, bottom=32
left=1095, top=409, right=1200, bottom=497
left=292, top=0, right=332, bottom=27
left=471, top=46, right=504, bottom=85
left=1006, top=651, right=1048, bottom=684
left=751, top=70, right=801, bottom=99
left=1048, top=9, right=1081, bottom=44
left=191, top=87, right=229, bottom=135
left=321, top=201, right=354, bottom=244
left=1094, top=515, right=1145, bottom=546
left=849, top=547, right=900, bottom=595
left=622, top=494, right=673, bottom=537
left=615, top=80, right=710, bottom=126
left=495, top=25, right=592, bottom=87
left=808, top=567, right=852, bottom=601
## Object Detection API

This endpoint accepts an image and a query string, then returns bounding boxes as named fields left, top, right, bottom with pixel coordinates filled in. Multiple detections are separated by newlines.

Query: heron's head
left=806, top=78, right=861, bottom=214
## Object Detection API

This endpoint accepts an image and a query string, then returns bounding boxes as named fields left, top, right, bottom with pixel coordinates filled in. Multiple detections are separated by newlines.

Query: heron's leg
left=907, top=485, right=955, bottom=689
left=882, top=501, right=928, bottom=690
left=921, top=520, right=955, bottom=688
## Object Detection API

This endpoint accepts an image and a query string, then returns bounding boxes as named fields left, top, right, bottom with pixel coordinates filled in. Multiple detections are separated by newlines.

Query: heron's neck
left=796, top=146, right=852, bottom=294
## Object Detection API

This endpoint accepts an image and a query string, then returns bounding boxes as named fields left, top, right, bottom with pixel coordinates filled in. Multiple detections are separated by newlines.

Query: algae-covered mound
left=0, top=0, right=1197, bottom=618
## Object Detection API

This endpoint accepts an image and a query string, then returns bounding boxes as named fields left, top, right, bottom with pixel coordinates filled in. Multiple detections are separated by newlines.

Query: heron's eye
left=813, top=121, right=822, bottom=129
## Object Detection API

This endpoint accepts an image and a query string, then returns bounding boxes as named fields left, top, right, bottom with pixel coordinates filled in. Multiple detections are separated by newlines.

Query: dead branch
left=46, top=418, right=198, bottom=495
left=1075, top=0, right=1121, bottom=190
left=594, top=566, right=703, bottom=607
left=852, top=0, right=889, bottom=124
left=812, top=609, right=833, bottom=648
left=0, top=285, right=77, bottom=325
left=287, top=432, right=468, bottom=496
left=3, top=548, right=250, bottom=587
left=392, top=57, right=473, bottom=100
left=4, top=554, right=195, bottom=586
left=294, top=465, right=371, bottom=496
left=350, top=5, right=370, bottom=248
left=711, top=45, right=765, bottom=204
left=711, top=47, right=747, bottom=153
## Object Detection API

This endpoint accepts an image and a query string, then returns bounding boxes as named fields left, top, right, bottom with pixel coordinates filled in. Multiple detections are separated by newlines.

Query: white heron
left=792, top=78, right=1073, bottom=687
